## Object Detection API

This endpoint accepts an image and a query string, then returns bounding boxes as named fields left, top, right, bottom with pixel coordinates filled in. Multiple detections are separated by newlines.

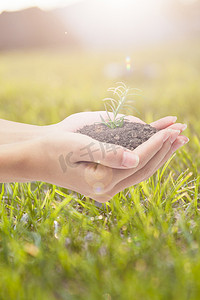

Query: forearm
left=0, top=119, right=53, bottom=145
left=0, top=138, right=43, bottom=183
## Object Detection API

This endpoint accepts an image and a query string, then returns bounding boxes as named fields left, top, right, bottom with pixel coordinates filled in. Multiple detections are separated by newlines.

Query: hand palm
left=56, top=111, right=145, bottom=133
left=56, top=111, right=180, bottom=133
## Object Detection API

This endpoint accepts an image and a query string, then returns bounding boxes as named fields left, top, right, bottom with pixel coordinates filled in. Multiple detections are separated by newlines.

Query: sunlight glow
left=0, top=0, right=81, bottom=13
left=0, top=0, right=197, bottom=14
left=126, top=57, right=131, bottom=71
left=0, top=0, right=166, bottom=13
left=179, top=0, right=198, bottom=4
left=0, top=0, right=197, bottom=50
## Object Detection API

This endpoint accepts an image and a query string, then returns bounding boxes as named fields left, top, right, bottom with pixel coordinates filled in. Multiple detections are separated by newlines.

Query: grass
left=0, top=40, right=200, bottom=299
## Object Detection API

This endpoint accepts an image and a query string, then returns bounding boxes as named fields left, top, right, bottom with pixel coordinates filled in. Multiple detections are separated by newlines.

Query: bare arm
left=0, top=119, right=51, bottom=145
left=0, top=139, right=36, bottom=182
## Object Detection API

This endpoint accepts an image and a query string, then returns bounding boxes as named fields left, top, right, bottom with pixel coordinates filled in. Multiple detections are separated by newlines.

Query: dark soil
left=77, top=121, right=158, bottom=151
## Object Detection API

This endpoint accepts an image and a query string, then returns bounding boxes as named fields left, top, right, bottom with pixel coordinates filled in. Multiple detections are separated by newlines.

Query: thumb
left=70, top=133, right=140, bottom=169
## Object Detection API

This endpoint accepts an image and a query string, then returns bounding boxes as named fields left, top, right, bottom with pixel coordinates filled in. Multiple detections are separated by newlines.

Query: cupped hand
left=37, top=114, right=188, bottom=202
left=54, top=111, right=186, bottom=134
left=54, top=111, right=144, bottom=132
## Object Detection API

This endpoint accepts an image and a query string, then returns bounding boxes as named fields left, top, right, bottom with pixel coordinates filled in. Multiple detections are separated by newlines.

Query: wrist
left=21, top=137, right=48, bottom=182
left=0, top=118, right=56, bottom=145
left=19, top=124, right=54, bottom=141
left=14, top=124, right=53, bottom=142
left=0, top=139, right=41, bottom=182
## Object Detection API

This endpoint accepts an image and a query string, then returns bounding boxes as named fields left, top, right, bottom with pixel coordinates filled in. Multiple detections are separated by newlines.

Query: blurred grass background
left=1, top=0, right=200, bottom=299
left=0, top=39, right=200, bottom=299
left=0, top=40, right=199, bottom=126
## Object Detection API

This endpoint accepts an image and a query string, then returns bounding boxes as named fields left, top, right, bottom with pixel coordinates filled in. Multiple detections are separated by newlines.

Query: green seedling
left=100, top=82, right=141, bottom=129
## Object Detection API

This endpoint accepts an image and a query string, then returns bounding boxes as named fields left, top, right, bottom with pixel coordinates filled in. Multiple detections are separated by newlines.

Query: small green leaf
left=101, top=82, right=140, bottom=128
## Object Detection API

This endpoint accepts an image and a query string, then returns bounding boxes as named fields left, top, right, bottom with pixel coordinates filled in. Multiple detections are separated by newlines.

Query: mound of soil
left=77, top=121, right=158, bottom=151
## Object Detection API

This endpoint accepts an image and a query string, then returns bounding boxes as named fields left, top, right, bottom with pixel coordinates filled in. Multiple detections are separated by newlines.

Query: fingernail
left=181, top=124, right=187, bottom=131
left=170, top=130, right=180, bottom=143
left=122, top=151, right=139, bottom=168
left=172, top=116, right=178, bottom=123
left=182, top=137, right=189, bottom=144
left=172, top=137, right=189, bottom=152
left=163, top=129, right=178, bottom=142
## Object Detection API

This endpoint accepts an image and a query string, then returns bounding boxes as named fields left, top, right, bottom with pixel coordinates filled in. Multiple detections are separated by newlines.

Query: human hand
left=53, top=111, right=145, bottom=132
left=53, top=111, right=186, bottom=134
left=28, top=118, right=188, bottom=203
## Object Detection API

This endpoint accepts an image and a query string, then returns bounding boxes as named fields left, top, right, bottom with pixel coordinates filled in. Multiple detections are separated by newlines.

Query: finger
left=92, top=128, right=179, bottom=170
left=88, top=135, right=189, bottom=203
left=133, top=129, right=180, bottom=168
left=69, top=133, right=140, bottom=169
left=112, top=135, right=189, bottom=193
left=142, top=135, right=189, bottom=181
left=155, top=135, right=189, bottom=171
left=110, top=137, right=172, bottom=192
left=110, top=128, right=180, bottom=185
left=166, top=123, right=187, bottom=133
left=150, top=116, right=177, bottom=130
left=89, top=138, right=173, bottom=203
left=171, top=135, right=189, bottom=152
